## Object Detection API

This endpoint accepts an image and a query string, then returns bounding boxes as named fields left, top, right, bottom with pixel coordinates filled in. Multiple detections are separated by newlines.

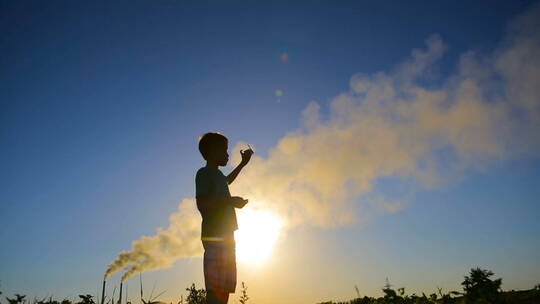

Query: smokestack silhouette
left=101, top=280, right=106, bottom=304
left=118, top=282, right=123, bottom=304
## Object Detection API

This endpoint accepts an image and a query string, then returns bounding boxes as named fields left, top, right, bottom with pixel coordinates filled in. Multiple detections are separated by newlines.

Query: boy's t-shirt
left=195, top=166, right=238, bottom=239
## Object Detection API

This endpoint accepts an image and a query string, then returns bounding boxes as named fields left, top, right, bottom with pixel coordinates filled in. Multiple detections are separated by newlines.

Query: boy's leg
left=206, top=289, right=229, bottom=304
left=203, top=241, right=231, bottom=304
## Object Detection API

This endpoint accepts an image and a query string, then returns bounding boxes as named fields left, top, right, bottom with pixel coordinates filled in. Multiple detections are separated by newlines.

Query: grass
left=2, top=268, right=540, bottom=304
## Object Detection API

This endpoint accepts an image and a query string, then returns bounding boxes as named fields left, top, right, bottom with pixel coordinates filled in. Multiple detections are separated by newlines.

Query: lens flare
left=275, top=89, right=284, bottom=103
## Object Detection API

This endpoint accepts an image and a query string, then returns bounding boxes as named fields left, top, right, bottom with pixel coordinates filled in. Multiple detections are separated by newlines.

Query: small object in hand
left=247, top=144, right=253, bottom=152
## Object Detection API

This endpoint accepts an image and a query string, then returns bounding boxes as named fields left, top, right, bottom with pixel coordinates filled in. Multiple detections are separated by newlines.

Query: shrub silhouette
left=461, top=267, right=502, bottom=304
left=238, top=282, right=249, bottom=304
left=76, top=295, right=95, bottom=304
left=6, top=294, right=26, bottom=304
left=184, top=284, right=205, bottom=304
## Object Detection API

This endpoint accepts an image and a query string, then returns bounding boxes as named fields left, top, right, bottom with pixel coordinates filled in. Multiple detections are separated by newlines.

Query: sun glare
left=235, top=208, right=284, bottom=266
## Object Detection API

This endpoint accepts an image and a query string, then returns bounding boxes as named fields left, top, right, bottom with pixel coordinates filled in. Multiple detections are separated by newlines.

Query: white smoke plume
left=105, top=5, right=540, bottom=281
left=104, top=200, right=202, bottom=281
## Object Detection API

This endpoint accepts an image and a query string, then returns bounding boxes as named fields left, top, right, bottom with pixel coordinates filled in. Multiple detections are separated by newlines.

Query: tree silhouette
left=184, top=284, right=205, bottom=304
left=381, top=278, right=398, bottom=300
left=77, top=295, right=94, bottom=304
left=462, top=267, right=502, bottom=304
left=6, top=294, right=26, bottom=304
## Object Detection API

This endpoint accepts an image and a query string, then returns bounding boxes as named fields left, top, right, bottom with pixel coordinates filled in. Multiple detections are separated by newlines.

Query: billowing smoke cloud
left=104, top=200, right=202, bottom=281
left=105, top=5, right=540, bottom=281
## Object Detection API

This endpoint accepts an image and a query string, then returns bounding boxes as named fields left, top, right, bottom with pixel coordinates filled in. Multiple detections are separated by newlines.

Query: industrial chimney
left=118, top=282, right=123, bottom=304
left=101, top=280, right=106, bottom=304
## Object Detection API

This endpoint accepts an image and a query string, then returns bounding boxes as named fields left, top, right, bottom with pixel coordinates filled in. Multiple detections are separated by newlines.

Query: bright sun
left=235, top=208, right=284, bottom=266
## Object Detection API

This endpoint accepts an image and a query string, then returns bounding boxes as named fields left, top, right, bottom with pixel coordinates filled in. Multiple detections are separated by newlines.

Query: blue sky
left=1, top=1, right=539, bottom=303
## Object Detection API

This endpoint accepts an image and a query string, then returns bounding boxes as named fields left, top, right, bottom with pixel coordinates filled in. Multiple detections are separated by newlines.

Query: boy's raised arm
left=226, top=162, right=245, bottom=185
left=226, top=147, right=254, bottom=185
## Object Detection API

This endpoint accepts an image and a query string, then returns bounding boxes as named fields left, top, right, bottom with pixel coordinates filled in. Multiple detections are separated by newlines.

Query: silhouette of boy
left=195, top=132, right=253, bottom=304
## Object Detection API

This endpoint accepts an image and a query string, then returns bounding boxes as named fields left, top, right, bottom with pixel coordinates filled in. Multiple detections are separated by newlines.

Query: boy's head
left=198, top=132, right=229, bottom=166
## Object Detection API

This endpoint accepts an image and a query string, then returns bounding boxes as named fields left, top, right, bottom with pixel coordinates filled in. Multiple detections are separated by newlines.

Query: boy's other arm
left=196, top=195, right=248, bottom=212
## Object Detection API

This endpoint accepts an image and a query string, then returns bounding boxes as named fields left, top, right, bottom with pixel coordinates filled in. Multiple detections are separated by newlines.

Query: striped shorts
left=202, top=239, right=237, bottom=293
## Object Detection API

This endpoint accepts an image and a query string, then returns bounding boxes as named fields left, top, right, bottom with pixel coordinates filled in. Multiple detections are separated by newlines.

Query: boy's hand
left=230, top=196, right=248, bottom=208
left=240, top=146, right=254, bottom=166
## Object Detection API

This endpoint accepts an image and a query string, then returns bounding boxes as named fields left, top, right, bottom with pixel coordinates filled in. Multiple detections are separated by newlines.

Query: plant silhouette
left=238, top=282, right=248, bottom=304
left=6, top=294, right=25, bottom=304
left=184, top=284, right=205, bottom=304
left=76, top=295, right=95, bottom=304
left=461, top=268, right=502, bottom=304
